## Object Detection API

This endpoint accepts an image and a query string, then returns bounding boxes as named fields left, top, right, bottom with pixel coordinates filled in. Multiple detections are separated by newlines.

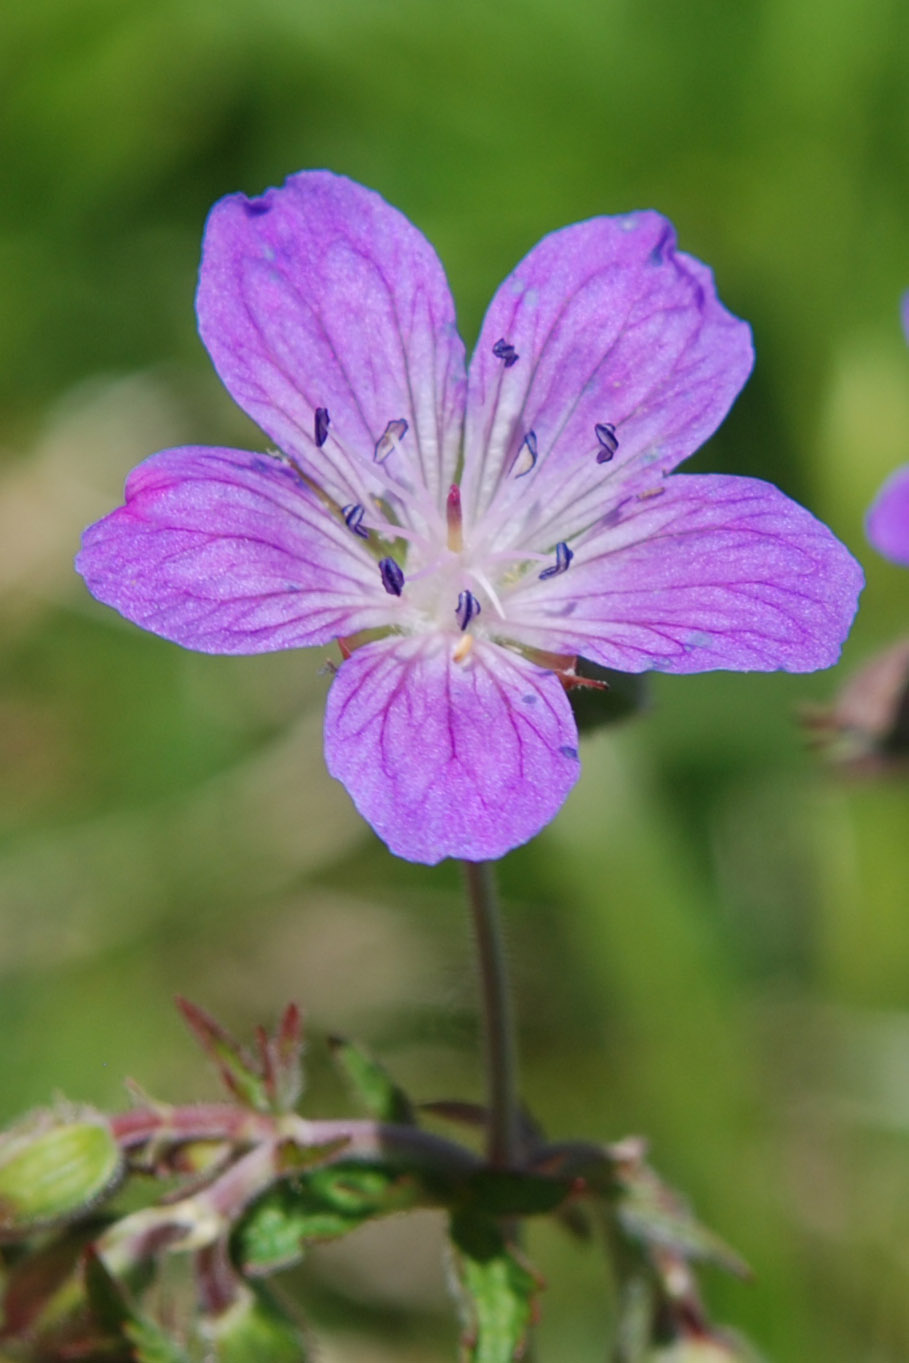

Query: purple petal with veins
left=76, top=446, right=393, bottom=653
left=77, top=171, right=863, bottom=863
left=461, top=211, right=753, bottom=548
left=196, top=172, right=466, bottom=517
left=505, top=475, right=863, bottom=673
left=324, top=635, right=579, bottom=864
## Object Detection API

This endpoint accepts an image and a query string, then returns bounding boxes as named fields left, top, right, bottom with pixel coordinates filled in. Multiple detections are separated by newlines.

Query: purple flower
left=866, top=293, right=909, bottom=566
left=76, top=172, right=863, bottom=864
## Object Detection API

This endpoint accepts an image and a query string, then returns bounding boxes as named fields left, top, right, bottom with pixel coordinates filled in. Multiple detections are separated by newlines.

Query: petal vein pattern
left=324, top=637, right=580, bottom=864
left=76, top=447, right=397, bottom=653
left=197, top=172, right=466, bottom=520
left=503, top=475, right=863, bottom=673
left=76, top=169, right=864, bottom=862
left=461, top=212, right=753, bottom=551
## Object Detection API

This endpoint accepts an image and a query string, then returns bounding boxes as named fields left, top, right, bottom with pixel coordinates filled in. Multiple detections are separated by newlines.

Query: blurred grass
left=2, top=0, right=909, bottom=1358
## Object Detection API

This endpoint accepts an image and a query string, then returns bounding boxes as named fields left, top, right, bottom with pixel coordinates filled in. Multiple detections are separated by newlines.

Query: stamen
left=511, top=430, right=538, bottom=478
left=456, top=590, right=481, bottom=631
left=314, top=407, right=330, bottom=447
left=378, top=557, right=405, bottom=596
left=342, top=503, right=369, bottom=538
left=374, top=418, right=409, bottom=463
left=595, top=422, right=619, bottom=463
left=539, top=541, right=573, bottom=579
left=452, top=634, right=474, bottom=663
left=492, top=337, right=519, bottom=368
left=446, top=483, right=463, bottom=551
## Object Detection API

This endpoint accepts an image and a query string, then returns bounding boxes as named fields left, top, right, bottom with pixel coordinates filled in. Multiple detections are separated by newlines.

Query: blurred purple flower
left=77, top=172, right=863, bottom=864
left=866, top=293, right=909, bottom=566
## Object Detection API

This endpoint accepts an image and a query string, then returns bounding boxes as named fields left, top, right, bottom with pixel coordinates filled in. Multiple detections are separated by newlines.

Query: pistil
left=446, top=483, right=463, bottom=552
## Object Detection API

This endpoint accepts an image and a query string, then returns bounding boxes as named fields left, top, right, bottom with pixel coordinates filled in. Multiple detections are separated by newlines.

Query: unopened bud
left=0, top=1108, right=123, bottom=1234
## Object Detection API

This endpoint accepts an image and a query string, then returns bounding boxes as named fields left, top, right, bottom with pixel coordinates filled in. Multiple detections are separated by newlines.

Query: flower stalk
left=463, top=859, right=520, bottom=1169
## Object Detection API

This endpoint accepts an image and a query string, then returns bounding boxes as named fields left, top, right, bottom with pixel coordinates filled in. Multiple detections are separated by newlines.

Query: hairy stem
left=463, top=859, right=520, bottom=1169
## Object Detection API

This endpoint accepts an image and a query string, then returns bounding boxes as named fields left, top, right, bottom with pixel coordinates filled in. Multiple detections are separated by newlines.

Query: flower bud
left=0, top=1108, right=123, bottom=1234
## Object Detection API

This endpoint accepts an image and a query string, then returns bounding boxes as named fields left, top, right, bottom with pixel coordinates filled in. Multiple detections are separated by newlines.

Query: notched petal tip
left=242, top=195, right=273, bottom=217
left=463, top=208, right=754, bottom=532
left=197, top=171, right=467, bottom=506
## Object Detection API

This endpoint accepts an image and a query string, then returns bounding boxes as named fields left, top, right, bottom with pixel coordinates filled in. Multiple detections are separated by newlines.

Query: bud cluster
left=0, top=1001, right=761, bottom=1362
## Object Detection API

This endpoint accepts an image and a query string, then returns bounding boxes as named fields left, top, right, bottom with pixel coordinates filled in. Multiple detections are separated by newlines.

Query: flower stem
left=463, top=859, right=519, bottom=1169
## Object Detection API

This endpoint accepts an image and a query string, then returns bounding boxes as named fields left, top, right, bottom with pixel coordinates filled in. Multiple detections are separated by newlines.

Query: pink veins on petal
left=76, top=170, right=864, bottom=864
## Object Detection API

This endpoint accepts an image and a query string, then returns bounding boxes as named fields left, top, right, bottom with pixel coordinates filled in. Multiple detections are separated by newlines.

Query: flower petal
left=324, top=635, right=580, bottom=863
left=867, top=464, right=909, bottom=566
left=503, top=474, right=863, bottom=673
left=76, top=446, right=401, bottom=653
left=197, top=171, right=466, bottom=517
left=461, top=212, right=752, bottom=551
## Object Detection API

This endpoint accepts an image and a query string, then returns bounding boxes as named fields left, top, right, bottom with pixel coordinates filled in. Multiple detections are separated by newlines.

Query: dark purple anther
left=512, top=429, right=538, bottom=478
left=379, top=557, right=404, bottom=596
left=342, top=503, right=368, bottom=538
left=374, top=418, right=409, bottom=463
left=492, top=337, right=519, bottom=368
left=539, top=541, right=573, bottom=580
left=315, top=407, right=330, bottom=447
left=595, top=422, right=619, bottom=462
left=455, top=590, right=481, bottom=631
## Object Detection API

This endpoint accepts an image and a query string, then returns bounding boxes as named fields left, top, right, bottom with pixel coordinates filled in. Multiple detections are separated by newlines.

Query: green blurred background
left=3, top=0, right=909, bottom=1357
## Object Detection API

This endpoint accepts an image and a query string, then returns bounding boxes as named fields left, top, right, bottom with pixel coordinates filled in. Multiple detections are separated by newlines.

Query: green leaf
left=233, top=1161, right=423, bottom=1274
left=449, top=1211, right=540, bottom=1363
left=327, top=1035, right=415, bottom=1124
left=126, top=1315, right=195, bottom=1363
left=207, top=1283, right=311, bottom=1363
left=83, top=1246, right=132, bottom=1336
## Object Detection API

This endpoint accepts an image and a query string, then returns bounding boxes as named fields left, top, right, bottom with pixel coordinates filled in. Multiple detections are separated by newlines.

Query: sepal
left=177, top=999, right=304, bottom=1114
